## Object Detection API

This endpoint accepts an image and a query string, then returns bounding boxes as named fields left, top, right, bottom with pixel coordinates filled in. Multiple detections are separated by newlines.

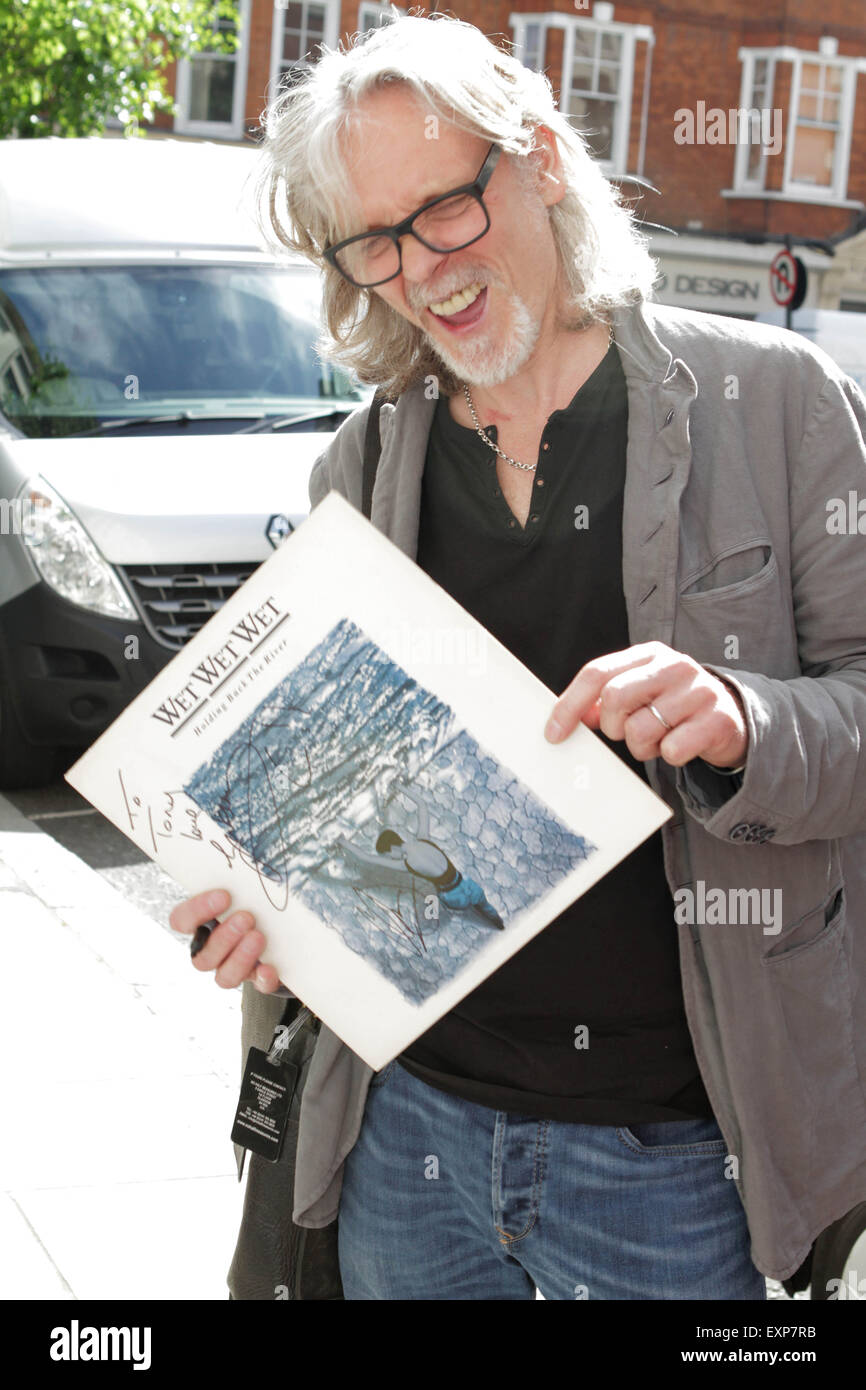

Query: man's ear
left=528, top=125, right=567, bottom=208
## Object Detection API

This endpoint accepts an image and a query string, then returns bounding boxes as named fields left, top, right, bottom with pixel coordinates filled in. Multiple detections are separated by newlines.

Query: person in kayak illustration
left=335, top=786, right=504, bottom=930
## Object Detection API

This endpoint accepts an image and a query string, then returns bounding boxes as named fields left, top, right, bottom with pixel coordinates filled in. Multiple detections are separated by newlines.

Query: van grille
left=121, top=562, right=260, bottom=649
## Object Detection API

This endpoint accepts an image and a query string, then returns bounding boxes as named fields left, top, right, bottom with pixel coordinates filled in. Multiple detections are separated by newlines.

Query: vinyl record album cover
left=66, top=491, right=671, bottom=1068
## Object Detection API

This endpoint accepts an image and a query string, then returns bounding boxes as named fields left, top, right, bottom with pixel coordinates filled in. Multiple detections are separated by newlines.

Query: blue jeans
left=337, top=1060, right=766, bottom=1300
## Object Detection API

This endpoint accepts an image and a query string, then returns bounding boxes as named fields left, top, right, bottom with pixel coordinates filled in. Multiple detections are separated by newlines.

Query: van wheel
left=0, top=680, right=59, bottom=789
left=810, top=1202, right=866, bottom=1300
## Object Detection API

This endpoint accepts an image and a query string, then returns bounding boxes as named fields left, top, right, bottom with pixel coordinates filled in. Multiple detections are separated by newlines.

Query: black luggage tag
left=230, top=1006, right=313, bottom=1162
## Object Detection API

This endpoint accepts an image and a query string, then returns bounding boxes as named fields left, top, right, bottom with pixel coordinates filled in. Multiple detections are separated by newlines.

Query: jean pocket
left=616, top=1116, right=728, bottom=1156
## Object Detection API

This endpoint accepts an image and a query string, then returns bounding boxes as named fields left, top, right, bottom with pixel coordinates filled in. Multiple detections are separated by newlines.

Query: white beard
left=425, top=287, right=542, bottom=388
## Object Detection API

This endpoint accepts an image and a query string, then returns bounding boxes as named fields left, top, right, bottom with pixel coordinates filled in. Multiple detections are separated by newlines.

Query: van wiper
left=237, top=408, right=354, bottom=435
left=75, top=406, right=356, bottom=437
left=76, top=412, right=265, bottom=437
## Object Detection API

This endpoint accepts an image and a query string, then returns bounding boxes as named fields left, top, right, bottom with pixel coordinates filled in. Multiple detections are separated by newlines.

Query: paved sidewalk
left=0, top=792, right=797, bottom=1303
left=0, top=793, right=248, bottom=1301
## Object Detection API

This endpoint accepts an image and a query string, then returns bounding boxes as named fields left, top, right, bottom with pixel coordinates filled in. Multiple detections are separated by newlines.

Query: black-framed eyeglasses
left=323, top=143, right=501, bottom=288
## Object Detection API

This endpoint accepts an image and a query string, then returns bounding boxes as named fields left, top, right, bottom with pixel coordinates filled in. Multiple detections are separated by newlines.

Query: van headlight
left=19, top=480, right=137, bottom=621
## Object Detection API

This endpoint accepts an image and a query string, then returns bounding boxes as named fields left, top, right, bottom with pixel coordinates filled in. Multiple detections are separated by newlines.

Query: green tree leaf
left=0, top=0, right=241, bottom=138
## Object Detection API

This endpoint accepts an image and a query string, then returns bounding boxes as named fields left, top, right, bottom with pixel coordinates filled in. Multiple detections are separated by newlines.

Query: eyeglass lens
left=334, top=192, right=489, bottom=285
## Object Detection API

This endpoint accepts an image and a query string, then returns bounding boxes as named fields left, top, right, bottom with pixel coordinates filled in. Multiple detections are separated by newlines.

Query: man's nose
left=399, top=232, right=449, bottom=288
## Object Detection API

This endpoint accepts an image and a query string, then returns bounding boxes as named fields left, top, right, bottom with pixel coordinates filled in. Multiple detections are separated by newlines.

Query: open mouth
left=427, top=282, right=487, bottom=332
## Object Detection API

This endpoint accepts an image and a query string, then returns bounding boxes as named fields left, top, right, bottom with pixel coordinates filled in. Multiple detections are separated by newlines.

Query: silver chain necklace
left=461, top=323, right=614, bottom=474
left=461, top=384, right=536, bottom=472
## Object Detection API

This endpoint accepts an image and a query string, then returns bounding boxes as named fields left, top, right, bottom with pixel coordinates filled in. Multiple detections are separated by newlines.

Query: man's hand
left=169, top=889, right=282, bottom=993
left=543, top=642, right=749, bottom=770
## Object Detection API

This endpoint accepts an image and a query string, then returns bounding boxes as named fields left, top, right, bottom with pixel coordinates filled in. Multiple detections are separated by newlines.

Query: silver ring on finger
left=648, top=702, right=673, bottom=731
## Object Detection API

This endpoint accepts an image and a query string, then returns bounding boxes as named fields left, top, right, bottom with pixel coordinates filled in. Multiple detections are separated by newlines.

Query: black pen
left=190, top=917, right=219, bottom=958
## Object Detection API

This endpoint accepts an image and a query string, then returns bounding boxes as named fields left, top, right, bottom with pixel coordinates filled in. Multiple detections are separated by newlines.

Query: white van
left=0, top=137, right=366, bottom=787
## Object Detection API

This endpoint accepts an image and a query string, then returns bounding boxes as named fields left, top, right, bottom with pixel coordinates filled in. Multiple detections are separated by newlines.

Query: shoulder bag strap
left=361, top=388, right=389, bottom=521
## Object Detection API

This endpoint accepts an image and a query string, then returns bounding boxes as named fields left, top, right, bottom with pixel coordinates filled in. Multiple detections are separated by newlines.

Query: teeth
left=429, top=281, right=484, bottom=317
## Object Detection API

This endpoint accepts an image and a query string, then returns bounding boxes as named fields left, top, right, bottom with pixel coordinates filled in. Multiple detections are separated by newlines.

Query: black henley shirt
left=397, top=341, right=714, bottom=1124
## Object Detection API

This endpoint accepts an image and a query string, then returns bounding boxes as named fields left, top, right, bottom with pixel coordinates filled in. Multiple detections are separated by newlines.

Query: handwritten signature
left=117, top=771, right=286, bottom=904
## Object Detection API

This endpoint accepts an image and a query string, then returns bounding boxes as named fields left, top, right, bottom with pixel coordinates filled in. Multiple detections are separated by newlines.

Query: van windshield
left=0, top=263, right=365, bottom=439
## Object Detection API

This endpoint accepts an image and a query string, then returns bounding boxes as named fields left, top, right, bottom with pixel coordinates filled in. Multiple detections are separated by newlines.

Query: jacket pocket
left=758, top=883, right=861, bottom=1197
left=680, top=542, right=775, bottom=598
left=762, top=885, right=845, bottom=963
left=674, top=547, right=794, bottom=674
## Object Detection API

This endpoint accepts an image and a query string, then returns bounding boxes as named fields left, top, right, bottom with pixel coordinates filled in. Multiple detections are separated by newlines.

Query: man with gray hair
left=172, top=13, right=866, bottom=1300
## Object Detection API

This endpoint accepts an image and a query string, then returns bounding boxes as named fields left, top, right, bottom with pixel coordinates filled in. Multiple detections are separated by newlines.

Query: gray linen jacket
left=236, top=297, right=866, bottom=1284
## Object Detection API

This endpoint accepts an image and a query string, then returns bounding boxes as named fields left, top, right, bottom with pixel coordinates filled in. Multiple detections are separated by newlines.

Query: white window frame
left=269, top=0, right=341, bottom=101
left=510, top=11, right=654, bottom=175
left=784, top=52, right=856, bottom=201
left=733, top=45, right=865, bottom=203
left=516, top=18, right=545, bottom=73
left=174, top=0, right=252, bottom=140
left=731, top=50, right=778, bottom=193
left=357, top=1, right=404, bottom=33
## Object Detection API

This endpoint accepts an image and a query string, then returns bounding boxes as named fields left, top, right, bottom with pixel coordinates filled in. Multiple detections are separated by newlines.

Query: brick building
left=155, top=1, right=866, bottom=315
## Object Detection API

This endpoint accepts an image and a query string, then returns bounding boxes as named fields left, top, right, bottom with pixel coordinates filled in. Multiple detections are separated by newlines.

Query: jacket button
left=730, top=822, right=776, bottom=844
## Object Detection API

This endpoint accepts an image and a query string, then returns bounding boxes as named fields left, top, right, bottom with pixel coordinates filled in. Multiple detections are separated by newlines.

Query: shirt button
left=530, top=514, right=539, bottom=523
left=493, top=488, right=501, bottom=497
left=542, top=441, right=550, bottom=451
left=508, top=519, right=516, bottom=528
left=536, top=478, right=545, bottom=487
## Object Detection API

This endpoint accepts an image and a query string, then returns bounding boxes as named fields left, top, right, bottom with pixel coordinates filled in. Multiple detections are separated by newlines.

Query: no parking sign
left=770, top=249, right=808, bottom=310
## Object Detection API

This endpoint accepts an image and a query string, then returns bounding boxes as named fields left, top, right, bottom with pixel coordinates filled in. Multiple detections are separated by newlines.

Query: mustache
left=409, top=268, right=501, bottom=313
